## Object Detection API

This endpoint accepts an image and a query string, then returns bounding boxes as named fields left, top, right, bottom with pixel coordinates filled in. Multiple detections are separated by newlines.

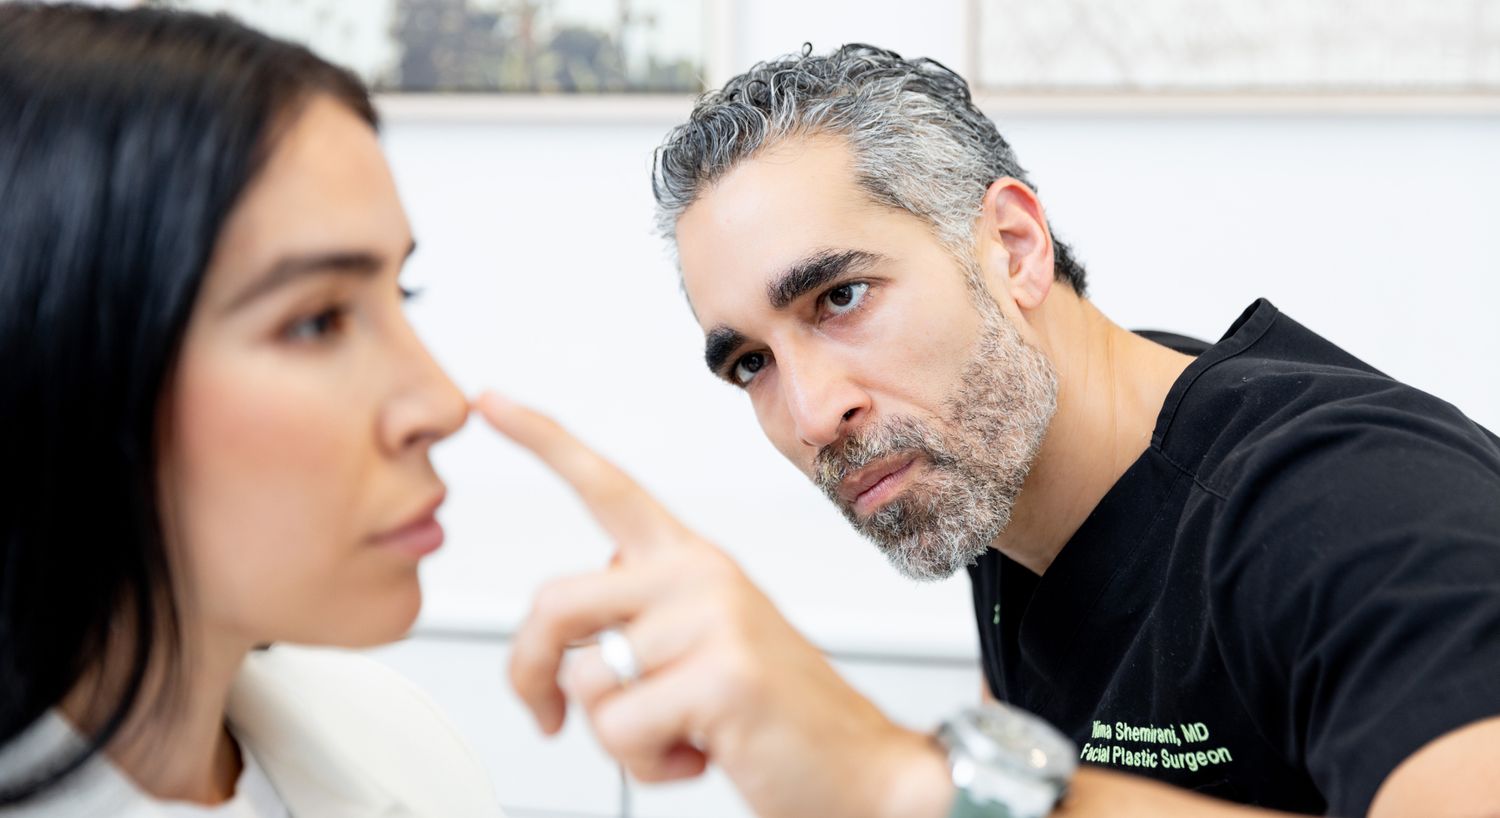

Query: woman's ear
left=977, top=177, right=1056, bottom=311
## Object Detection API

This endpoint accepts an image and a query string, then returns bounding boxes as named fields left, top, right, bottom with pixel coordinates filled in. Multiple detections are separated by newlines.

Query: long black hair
left=0, top=3, right=377, bottom=803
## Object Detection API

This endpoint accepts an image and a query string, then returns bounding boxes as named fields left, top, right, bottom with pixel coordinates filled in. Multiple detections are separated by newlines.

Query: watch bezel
left=936, top=702, right=1077, bottom=818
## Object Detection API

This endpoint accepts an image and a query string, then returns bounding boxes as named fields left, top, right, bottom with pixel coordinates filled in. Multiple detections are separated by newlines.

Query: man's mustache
left=812, top=416, right=949, bottom=497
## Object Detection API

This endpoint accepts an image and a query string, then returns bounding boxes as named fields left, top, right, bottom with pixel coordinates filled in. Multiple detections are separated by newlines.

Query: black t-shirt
left=968, top=299, right=1500, bottom=816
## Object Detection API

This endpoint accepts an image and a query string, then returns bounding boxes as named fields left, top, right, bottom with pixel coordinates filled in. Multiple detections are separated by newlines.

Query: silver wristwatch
left=935, top=703, right=1077, bottom=818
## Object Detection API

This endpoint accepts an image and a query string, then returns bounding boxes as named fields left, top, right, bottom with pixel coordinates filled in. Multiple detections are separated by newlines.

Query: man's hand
left=476, top=394, right=953, bottom=818
left=476, top=393, right=1500, bottom=818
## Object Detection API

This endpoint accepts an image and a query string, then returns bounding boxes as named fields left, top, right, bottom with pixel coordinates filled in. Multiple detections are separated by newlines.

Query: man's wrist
left=872, top=727, right=955, bottom=818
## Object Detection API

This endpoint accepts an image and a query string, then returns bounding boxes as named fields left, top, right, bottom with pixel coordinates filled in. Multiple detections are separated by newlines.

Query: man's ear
left=977, top=177, right=1056, bottom=311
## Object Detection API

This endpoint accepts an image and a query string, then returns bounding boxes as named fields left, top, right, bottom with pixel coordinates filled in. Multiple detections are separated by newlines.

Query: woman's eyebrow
left=223, top=240, right=417, bottom=313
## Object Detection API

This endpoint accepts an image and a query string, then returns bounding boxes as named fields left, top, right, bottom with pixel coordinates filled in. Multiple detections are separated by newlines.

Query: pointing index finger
left=474, top=392, right=680, bottom=549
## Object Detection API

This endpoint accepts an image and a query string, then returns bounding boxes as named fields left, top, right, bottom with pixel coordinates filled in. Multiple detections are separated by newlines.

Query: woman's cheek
left=167, top=350, right=369, bottom=630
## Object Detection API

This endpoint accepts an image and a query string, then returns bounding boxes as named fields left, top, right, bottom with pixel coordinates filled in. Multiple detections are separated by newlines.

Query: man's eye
left=733, top=351, right=769, bottom=386
left=283, top=306, right=348, bottom=343
left=823, top=282, right=869, bottom=316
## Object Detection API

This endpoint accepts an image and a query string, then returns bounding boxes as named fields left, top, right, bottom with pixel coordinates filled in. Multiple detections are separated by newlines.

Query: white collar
left=222, top=648, right=407, bottom=818
left=0, top=651, right=410, bottom=817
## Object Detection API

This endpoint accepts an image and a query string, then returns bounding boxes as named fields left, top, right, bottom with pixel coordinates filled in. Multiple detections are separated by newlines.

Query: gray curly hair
left=651, top=43, right=1087, bottom=294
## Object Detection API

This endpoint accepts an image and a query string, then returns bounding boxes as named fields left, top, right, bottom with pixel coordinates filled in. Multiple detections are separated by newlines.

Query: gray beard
left=813, top=300, right=1058, bottom=581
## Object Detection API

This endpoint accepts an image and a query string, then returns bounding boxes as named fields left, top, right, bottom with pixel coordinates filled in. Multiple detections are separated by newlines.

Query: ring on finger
left=598, top=627, right=641, bottom=688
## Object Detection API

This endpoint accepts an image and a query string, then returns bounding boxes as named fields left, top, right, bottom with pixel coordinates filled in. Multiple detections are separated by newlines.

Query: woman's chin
left=293, top=577, right=425, bottom=649
left=352, top=579, right=425, bottom=647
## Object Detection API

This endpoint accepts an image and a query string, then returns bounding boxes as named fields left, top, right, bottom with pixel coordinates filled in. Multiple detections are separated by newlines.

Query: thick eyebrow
left=766, top=249, right=883, bottom=310
left=703, top=248, right=886, bottom=377
left=223, top=240, right=417, bottom=313
left=704, top=325, right=748, bottom=376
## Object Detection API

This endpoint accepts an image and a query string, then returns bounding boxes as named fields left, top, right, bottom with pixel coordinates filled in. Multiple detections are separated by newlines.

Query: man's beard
left=812, top=295, right=1058, bottom=581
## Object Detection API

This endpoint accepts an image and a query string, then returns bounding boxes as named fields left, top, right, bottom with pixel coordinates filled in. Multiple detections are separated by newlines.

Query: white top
left=0, top=645, right=506, bottom=818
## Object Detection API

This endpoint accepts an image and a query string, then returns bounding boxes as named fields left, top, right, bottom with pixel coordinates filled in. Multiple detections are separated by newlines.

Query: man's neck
left=994, top=297, right=1195, bottom=575
left=61, top=619, right=251, bottom=805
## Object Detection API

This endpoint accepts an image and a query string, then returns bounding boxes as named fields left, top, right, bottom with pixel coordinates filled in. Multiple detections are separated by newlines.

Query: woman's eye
left=823, top=282, right=869, bottom=316
left=733, top=351, right=769, bottom=386
left=283, top=306, right=347, bottom=343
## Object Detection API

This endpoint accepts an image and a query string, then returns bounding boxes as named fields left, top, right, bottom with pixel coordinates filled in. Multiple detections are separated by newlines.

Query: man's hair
left=651, top=43, right=1087, bottom=294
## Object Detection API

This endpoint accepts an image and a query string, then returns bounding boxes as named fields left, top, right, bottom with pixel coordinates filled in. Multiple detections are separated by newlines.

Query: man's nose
left=779, top=347, right=869, bottom=450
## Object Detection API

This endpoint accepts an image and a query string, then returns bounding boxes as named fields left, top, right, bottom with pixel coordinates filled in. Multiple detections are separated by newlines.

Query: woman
left=0, top=4, right=504, bottom=815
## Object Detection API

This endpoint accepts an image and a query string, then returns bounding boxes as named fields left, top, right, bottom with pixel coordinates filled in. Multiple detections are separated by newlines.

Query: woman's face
left=159, top=94, right=467, bottom=648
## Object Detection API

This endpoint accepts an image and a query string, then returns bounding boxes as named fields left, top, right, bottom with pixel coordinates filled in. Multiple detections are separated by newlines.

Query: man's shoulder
left=1157, top=328, right=1500, bottom=594
left=1224, top=375, right=1490, bottom=488
left=1174, top=357, right=1500, bottom=616
left=1165, top=339, right=1499, bottom=502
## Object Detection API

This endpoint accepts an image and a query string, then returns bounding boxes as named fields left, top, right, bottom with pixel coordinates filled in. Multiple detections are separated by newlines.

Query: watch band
left=947, top=787, right=1017, bottom=818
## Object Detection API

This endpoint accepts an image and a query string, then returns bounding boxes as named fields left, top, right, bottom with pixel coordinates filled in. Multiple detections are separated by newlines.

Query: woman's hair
left=0, top=3, right=377, bottom=803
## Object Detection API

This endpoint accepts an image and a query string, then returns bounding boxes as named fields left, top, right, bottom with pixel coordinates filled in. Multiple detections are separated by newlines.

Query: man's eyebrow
left=704, top=325, right=747, bottom=377
left=702, top=249, right=885, bottom=377
left=766, top=249, right=883, bottom=310
left=223, top=240, right=417, bottom=313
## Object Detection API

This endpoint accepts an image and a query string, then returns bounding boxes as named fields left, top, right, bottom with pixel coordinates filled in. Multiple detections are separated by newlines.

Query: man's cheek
left=753, top=398, right=804, bottom=469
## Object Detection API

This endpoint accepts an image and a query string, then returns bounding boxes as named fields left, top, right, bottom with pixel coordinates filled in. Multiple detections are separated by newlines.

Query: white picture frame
left=968, top=0, right=1500, bottom=113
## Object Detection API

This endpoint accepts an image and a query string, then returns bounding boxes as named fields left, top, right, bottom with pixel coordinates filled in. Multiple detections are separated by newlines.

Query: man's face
left=677, top=136, right=1057, bottom=580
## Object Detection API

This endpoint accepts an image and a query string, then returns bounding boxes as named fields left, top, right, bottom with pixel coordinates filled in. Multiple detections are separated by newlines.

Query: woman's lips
left=850, top=457, right=919, bottom=518
left=370, top=495, right=446, bottom=558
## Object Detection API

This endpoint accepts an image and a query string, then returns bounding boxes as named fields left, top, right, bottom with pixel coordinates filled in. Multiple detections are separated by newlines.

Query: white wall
left=369, top=1, right=1500, bottom=814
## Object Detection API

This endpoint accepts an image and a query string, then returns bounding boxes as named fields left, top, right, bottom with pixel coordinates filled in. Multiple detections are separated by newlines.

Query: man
left=479, top=45, right=1500, bottom=818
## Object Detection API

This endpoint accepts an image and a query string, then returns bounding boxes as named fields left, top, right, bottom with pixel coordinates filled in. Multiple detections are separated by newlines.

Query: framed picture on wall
left=8, top=0, right=730, bottom=102
left=4, top=0, right=733, bottom=120
left=968, top=0, right=1500, bottom=110
left=145, top=0, right=722, bottom=94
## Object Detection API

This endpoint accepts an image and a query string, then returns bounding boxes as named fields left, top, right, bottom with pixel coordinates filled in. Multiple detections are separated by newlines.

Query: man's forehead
left=676, top=137, right=878, bottom=325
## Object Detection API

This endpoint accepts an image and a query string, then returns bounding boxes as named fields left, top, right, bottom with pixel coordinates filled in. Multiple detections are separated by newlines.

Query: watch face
left=947, top=703, right=1077, bottom=783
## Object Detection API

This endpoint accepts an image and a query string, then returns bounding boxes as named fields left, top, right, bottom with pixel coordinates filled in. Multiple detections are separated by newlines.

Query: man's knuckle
left=591, top=705, right=636, bottom=756
left=559, top=655, right=590, bottom=697
left=711, top=643, right=760, bottom=700
left=530, top=582, right=573, bottom=624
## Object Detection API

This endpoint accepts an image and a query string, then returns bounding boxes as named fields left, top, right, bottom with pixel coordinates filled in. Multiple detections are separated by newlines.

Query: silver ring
left=598, top=628, right=641, bottom=688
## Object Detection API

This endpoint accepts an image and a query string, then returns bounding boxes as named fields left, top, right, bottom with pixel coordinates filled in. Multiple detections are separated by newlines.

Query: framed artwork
left=969, top=0, right=1500, bottom=109
left=20, top=0, right=725, bottom=95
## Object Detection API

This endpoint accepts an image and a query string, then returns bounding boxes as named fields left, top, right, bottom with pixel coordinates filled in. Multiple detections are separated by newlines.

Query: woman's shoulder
left=0, top=712, right=146, bottom=818
left=229, top=643, right=506, bottom=817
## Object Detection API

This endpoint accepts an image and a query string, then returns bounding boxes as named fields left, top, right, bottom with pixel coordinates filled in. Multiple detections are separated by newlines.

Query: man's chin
left=872, top=536, right=977, bottom=583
